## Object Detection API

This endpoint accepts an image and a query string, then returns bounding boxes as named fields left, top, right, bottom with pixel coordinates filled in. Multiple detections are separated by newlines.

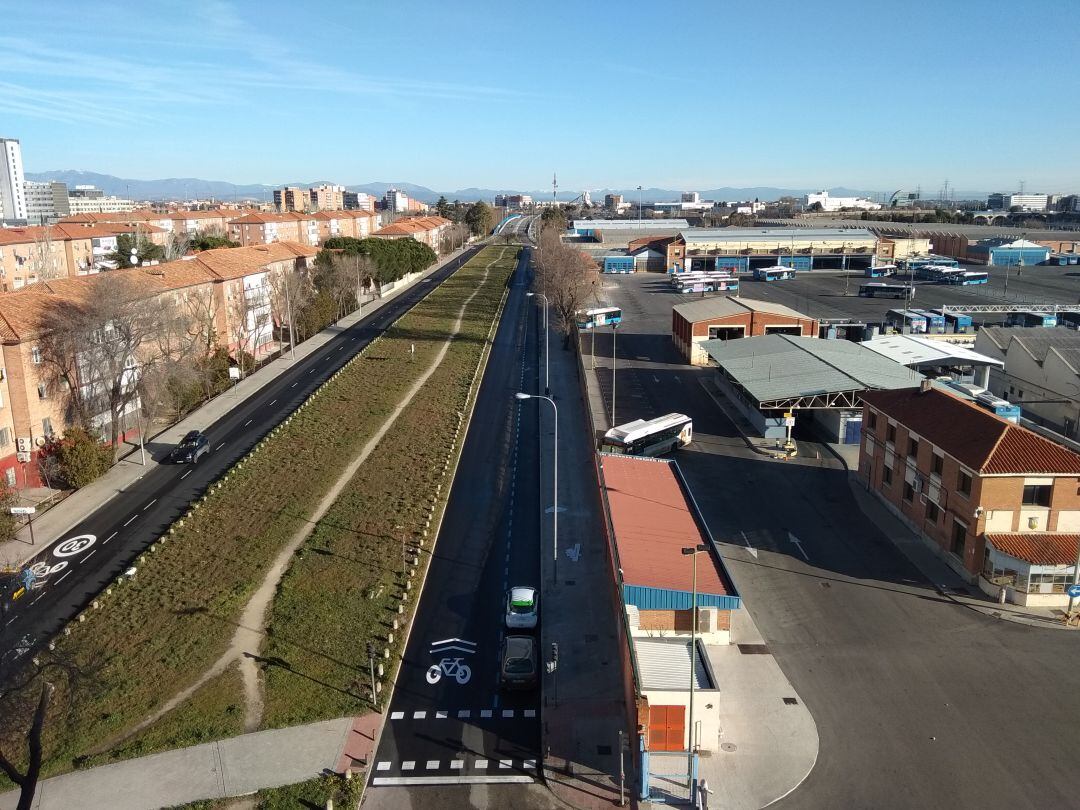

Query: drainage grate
left=783, top=697, right=798, bottom=706
left=737, top=643, right=770, bottom=655
left=720, top=742, right=737, bottom=753
left=597, top=744, right=612, bottom=755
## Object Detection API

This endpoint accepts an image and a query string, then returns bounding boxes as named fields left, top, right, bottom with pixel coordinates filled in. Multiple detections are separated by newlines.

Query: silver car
left=505, top=586, right=538, bottom=630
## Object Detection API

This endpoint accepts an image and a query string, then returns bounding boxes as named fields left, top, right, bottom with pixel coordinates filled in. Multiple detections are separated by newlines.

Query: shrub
left=46, top=427, right=113, bottom=489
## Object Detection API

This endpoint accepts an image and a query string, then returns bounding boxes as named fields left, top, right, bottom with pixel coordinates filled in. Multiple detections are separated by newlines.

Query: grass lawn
left=261, top=247, right=515, bottom=725
left=0, top=247, right=517, bottom=785
left=165, top=772, right=363, bottom=809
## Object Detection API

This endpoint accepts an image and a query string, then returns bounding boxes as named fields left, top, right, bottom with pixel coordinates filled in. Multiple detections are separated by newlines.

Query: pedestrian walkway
left=536, top=317, right=635, bottom=808
left=0, top=717, right=355, bottom=810
left=0, top=248, right=471, bottom=573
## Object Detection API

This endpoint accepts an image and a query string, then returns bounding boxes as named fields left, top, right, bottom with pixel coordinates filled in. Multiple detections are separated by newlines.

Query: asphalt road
left=365, top=247, right=549, bottom=807
left=0, top=247, right=482, bottom=682
left=591, top=272, right=1080, bottom=808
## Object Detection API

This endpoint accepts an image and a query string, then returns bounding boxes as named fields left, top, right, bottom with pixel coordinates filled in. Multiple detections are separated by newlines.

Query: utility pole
left=283, top=272, right=296, bottom=360
left=681, top=543, right=706, bottom=801
left=611, top=323, right=618, bottom=426
left=366, top=642, right=378, bottom=710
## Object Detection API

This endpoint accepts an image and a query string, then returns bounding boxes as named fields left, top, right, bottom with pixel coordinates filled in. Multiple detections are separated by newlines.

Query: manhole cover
left=737, top=644, right=770, bottom=655
left=721, top=743, right=737, bottom=753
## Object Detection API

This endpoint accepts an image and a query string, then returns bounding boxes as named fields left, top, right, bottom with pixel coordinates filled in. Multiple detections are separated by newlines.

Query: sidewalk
left=0, top=247, right=471, bottom=572
left=0, top=717, right=356, bottom=810
left=538, top=317, right=635, bottom=808
left=699, top=609, right=818, bottom=810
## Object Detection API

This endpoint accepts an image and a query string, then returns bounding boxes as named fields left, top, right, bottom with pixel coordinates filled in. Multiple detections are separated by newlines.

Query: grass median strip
left=0, top=247, right=518, bottom=783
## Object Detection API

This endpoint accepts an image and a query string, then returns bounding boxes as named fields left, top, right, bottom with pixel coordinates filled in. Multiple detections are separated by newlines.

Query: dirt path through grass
left=104, top=253, right=501, bottom=746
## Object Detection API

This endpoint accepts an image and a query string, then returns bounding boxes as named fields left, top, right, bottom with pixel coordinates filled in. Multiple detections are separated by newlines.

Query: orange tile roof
left=373, top=215, right=449, bottom=236
left=191, top=241, right=316, bottom=279
left=862, top=387, right=1080, bottom=475
left=0, top=223, right=163, bottom=245
left=600, top=454, right=732, bottom=596
left=986, top=533, right=1080, bottom=566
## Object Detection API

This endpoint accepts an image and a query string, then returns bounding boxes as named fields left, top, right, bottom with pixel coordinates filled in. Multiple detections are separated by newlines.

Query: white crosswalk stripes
left=376, top=761, right=391, bottom=771
left=389, top=706, right=537, bottom=720
left=475, top=760, right=488, bottom=769
left=524, top=709, right=536, bottom=718
left=390, top=711, right=404, bottom=720
left=451, top=760, right=465, bottom=770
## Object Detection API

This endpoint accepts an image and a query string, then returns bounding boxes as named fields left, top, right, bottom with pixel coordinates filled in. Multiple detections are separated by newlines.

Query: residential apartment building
left=23, top=181, right=70, bottom=223
left=860, top=383, right=1080, bottom=607
left=273, top=186, right=312, bottom=213
left=228, top=212, right=318, bottom=247
left=383, top=188, right=428, bottom=214
left=309, top=184, right=345, bottom=211
left=343, top=191, right=374, bottom=211
left=0, top=242, right=317, bottom=486
left=0, top=138, right=27, bottom=224
left=312, top=210, right=379, bottom=242
left=371, top=216, right=451, bottom=251
left=66, top=192, right=137, bottom=215
left=975, top=327, right=1080, bottom=438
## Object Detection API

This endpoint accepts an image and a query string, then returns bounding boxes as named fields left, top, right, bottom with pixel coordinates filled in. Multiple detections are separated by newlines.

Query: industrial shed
left=702, top=334, right=922, bottom=443
left=672, top=297, right=818, bottom=365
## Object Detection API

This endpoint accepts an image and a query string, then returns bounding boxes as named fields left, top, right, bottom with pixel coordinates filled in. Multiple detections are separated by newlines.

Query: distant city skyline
left=2, top=0, right=1078, bottom=191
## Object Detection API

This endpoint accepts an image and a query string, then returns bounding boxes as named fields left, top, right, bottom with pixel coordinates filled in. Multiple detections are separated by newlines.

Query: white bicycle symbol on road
left=426, top=657, right=472, bottom=685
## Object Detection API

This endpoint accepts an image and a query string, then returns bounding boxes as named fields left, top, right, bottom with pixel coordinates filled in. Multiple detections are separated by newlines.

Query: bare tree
left=227, top=277, right=272, bottom=376
left=268, top=266, right=313, bottom=355
left=28, top=228, right=64, bottom=283
left=533, top=229, right=599, bottom=348
left=0, top=681, right=53, bottom=810
left=162, top=231, right=192, bottom=262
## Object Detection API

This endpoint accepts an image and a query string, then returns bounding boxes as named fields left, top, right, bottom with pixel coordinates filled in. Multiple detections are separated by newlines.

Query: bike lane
left=367, top=249, right=542, bottom=791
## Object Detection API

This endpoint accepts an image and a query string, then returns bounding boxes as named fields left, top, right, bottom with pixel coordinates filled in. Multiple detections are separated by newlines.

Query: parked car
left=500, top=635, right=537, bottom=690
left=505, top=586, right=538, bottom=630
left=170, top=430, right=210, bottom=464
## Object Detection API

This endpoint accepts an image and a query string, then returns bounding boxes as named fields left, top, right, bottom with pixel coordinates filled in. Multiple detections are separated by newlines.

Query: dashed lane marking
left=269, top=399, right=277, bottom=405
left=499, top=759, right=513, bottom=769
left=475, top=760, right=488, bottom=769
left=291, top=383, right=298, bottom=388
left=244, top=419, right=253, bottom=427
left=104, top=532, right=117, bottom=544
left=56, top=571, right=71, bottom=584
left=524, top=759, right=537, bottom=770
left=501, top=709, right=513, bottom=718
left=390, top=711, right=404, bottom=720
left=435, top=710, right=447, bottom=719
left=180, top=470, right=192, bottom=479
left=122, top=515, right=137, bottom=527
left=215, top=442, right=225, bottom=451
left=83, top=550, right=96, bottom=562
left=143, top=499, right=156, bottom=511
left=401, top=761, right=415, bottom=771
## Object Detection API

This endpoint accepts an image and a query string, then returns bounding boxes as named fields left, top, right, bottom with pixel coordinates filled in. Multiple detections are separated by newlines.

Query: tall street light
left=515, top=393, right=558, bottom=580
left=611, top=322, right=618, bottom=427
left=526, top=292, right=550, bottom=395
left=681, top=543, right=707, bottom=792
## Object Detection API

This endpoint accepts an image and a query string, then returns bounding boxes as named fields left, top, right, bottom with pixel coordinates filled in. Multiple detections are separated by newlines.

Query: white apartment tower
left=0, top=138, right=28, bottom=223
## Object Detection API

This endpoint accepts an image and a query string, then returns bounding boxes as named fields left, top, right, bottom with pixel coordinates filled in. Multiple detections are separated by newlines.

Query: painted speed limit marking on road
left=53, top=534, right=97, bottom=558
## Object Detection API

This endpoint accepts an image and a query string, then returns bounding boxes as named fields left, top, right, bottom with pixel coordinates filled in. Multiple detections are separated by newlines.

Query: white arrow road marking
left=788, top=532, right=810, bottom=561
left=544, top=506, right=566, bottom=514
left=741, top=530, right=759, bottom=559
left=565, top=543, right=582, bottom=562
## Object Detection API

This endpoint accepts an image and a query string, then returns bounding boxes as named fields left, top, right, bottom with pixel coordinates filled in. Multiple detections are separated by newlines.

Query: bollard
left=378, top=663, right=384, bottom=678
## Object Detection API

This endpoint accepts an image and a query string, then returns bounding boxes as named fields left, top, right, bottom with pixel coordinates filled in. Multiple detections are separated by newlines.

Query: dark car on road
left=170, top=430, right=210, bottom=464
left=500, top=635, right=537, bottom=690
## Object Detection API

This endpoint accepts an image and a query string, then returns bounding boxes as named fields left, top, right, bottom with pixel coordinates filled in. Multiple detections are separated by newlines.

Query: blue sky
left=3, top=0, right=1079, bottom=193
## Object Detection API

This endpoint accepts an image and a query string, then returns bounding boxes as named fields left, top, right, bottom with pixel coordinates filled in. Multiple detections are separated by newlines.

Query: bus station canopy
left=860, top=334, right=1003, bottom=370
left=702, top=334, right=923, bottom=409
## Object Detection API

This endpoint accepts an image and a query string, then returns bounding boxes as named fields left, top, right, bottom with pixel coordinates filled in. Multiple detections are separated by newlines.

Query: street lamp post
left=611, top=323, right=618, bottom=426
left=366, top=642, right=378, bottom=711
left=515, top=393, right=558, bottom=579
left=681, top=543, right=707, bottom=798
left=527, top=292, right=550, bottom=395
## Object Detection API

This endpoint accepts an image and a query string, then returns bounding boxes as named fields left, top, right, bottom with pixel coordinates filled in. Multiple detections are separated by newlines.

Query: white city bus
left=601, top=413, right=693, bottom=456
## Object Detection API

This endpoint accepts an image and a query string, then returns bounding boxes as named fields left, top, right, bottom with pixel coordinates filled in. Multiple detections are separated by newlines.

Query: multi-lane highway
left=366, top=247, right=554, bottom=807
left=0, top=247, right=482, bottom=681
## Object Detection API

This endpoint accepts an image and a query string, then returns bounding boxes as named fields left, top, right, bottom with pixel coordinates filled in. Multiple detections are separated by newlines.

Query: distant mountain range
left=25, top=171, right=989, bottom=204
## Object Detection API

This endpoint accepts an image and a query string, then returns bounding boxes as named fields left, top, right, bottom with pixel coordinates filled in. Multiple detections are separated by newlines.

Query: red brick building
left=860, top=383, right=1080, bottom=606
left=672, top=297, right=818, bottom=365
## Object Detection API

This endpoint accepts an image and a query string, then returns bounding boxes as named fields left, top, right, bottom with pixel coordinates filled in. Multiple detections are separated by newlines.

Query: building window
left=867, top=411, right=877, bottom=431
left=42, top=418, right=53, bottom=436
left=903, top=481, right=914, bottom=502
left=1022, top=484, right=1052, bottom=507
left=886, top=423, right=896, bottom=443
left=926, top=501, right=941, bottom=523
left=37, top=382, right=47, bottom=399
left=4, top=467, right=14, bottom=488
left=951, top=521, right=967, bottom=557
left=957, top=470, right=972, bottom=497
left=882, top=465, right=893, bottom=486
left=908, top=438, right=919, bottom=458
left=0, top=427, right=9, bottom=447
left=931, top=453, right=943, bottom=476
left=30, top=346, right=42, bottom=364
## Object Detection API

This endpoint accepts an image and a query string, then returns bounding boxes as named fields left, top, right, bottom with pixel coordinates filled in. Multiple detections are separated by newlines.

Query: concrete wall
left=641, top=688, right=722, bottom=752
left=715, top=372, right=786, bottom=439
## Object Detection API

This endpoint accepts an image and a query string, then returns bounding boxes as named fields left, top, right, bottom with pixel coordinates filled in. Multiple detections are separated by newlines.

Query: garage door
left=648, top=705, right=686, bottom=752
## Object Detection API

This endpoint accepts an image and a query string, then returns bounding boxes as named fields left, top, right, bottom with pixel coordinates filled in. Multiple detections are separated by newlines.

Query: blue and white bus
left=864, top=264, right=897, bottom=278
left=675, top=277, right=739, bottom=294
left=905, top=256, right=959, bottom=273
left=939, top=271, right=989, bottom=286
left=886, top=309, right=927, bottom=333
left=911, top=309, right=946, bottom=334
left=601, top=413, right=693, bottom=456
left=859, top=282, right=915, bottom=300
left=576, top=306, right=623, bottom=329
left=753, top=266, right=796, bottom=282
left=935, top=310, right=973, bottom=333
left=1006, top=311, right=1057, bottom=328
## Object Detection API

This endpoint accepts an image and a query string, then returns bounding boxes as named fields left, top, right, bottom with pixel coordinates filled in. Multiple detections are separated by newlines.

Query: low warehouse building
left=702, top=334, right=921, bottom=443
left=669, top=227, right=878, bottom=273
left=598, top=454, right=740, bottom=760
left=966, top=238, right=1050, bottom=267
left=672, top=297, right=818, bottom=365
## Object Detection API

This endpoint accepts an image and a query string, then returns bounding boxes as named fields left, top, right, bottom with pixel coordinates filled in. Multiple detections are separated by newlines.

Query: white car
left=505, top=586, right=538, bottom=630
